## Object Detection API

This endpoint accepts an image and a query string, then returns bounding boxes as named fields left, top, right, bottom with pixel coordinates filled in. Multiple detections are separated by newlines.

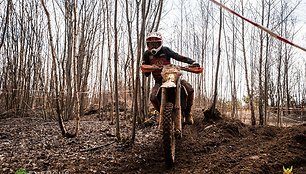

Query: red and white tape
left=209, top=0, right=306, bottom=53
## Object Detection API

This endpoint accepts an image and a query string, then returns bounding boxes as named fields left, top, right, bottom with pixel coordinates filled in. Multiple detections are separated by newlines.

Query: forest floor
left=0, top=109, right=306, bottom=174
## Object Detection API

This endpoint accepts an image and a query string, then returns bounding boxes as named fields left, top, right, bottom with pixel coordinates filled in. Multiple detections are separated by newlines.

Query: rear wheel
left=162, top=102, right=175, bottom=167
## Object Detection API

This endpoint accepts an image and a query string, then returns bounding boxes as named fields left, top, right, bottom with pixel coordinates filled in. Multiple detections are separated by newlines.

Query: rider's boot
left=184, top=107, right=194, bottom=125
left=150, top=97, right=160, bottom=112
left=184, top=90, right=194, bottom=125
left=185, top=113, right=194, bottom=125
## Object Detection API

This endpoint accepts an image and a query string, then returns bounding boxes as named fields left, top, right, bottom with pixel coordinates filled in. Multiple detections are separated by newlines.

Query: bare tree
left=264, top=0, right=272, bottom=125
left=106, top=1, right=114, bottom=124
left=131, top=0, right=145, bottom=142
left=198, top=1, right=210, bottom=107
left=41, top=0, right=72, bottom=137
left=257, top=0, right=264, bottom=125
left=125, top=0, right=135, bottom=119
left=41, top=0, right=101, bottom=137
left=0, top=0, right=11, bottom=49
left=241, top=1, right=256, bottom=125
left=98, top=0, right=107, bottom=119
left=114, top=0, right=121, bottom=140
left=210, top=5, right=223, bottom=112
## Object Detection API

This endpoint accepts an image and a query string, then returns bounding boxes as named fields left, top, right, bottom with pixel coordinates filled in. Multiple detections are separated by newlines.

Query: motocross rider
left=142, top=32, right=200, bottom=125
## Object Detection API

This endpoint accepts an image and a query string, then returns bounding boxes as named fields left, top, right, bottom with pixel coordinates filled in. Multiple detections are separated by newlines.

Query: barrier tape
left=0, top=88, right=90, bottom=94
left=209, top=0, right=306, bottom=53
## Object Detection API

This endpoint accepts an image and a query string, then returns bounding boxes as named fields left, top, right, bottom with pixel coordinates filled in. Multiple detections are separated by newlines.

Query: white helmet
left=146, top=32, right=163, bottom=55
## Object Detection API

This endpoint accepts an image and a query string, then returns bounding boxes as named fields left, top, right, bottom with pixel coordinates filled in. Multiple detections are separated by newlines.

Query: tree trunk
left=258, top=0, right=265, bottom=125
left=114, top=0, right=121, bottom=140
left=241, top=1, right=256, bottom=126
left=210, top=5, right=222, bottom=111
left=131, top=0, right=146, bottom=142
left=106, top=1, right=114, bottom=124
left=41, top=0, right=70, bottom=137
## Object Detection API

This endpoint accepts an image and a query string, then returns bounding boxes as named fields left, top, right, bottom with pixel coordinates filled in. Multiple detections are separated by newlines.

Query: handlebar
left=141, top=64, right=204, bottom=74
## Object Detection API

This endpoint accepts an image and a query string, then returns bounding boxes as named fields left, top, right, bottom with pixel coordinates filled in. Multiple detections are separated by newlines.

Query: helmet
left=146, top=32, right=163, bottom=55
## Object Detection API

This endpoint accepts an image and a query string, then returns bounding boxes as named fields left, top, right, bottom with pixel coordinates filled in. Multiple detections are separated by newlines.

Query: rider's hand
left=191, top=62, right=200, bottom=67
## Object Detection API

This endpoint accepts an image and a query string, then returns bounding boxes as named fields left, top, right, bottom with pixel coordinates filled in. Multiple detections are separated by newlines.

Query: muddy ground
left=0, top=110, right=305, bottom=174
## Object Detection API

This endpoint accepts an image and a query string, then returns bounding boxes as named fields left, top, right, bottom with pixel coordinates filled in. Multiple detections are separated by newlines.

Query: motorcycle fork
left=158, top=87, right=167, bottom=130
left=174, top=77, right=182, bottom=137
left=158, top=77, right=182, bottom=137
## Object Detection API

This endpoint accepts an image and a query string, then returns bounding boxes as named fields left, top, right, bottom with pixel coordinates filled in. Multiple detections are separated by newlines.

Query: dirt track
left=0, top=111, right=306, bottom=174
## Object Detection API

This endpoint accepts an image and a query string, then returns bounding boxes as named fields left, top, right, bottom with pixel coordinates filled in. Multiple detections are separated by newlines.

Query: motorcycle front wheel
left=162, top=102, right=175, bottom=167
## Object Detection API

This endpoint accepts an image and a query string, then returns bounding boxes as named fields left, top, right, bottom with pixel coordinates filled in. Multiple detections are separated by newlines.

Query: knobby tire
left=162, top=102, right=175, bottom=167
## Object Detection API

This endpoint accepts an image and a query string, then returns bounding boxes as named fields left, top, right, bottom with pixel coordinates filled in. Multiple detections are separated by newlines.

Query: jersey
left=142, top=46, right=195, bottom=83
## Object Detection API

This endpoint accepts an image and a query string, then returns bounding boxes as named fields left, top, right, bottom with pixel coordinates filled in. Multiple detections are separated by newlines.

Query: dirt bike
left=141, top=64, right=203, bottom=166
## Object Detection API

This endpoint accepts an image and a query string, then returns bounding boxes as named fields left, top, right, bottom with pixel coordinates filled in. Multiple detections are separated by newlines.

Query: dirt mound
left=0, top=111, right=305, bottom=174
left=179, top=113, right=306, bottom=174
left=110, top=111, right=306, bottom=174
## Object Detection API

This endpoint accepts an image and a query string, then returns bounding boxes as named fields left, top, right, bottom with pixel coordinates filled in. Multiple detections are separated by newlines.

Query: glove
left=191, top=62, right=200, bottom=67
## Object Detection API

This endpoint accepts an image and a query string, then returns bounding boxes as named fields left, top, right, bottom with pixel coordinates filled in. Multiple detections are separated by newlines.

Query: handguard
left=181, top=66, right=204, bottom=74
left=141, top=64, right=161, bottom=73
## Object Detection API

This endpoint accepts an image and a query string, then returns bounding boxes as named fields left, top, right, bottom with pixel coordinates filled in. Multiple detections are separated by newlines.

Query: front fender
left=161, top=81, right=176, bottom=88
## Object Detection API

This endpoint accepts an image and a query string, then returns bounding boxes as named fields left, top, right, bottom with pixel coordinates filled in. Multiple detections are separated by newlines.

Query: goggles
left=147, top=42, right=161, bottom=49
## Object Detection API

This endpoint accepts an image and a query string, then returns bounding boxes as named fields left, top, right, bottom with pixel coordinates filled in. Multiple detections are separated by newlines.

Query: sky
left=294, top=0, right=306, bottom=51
